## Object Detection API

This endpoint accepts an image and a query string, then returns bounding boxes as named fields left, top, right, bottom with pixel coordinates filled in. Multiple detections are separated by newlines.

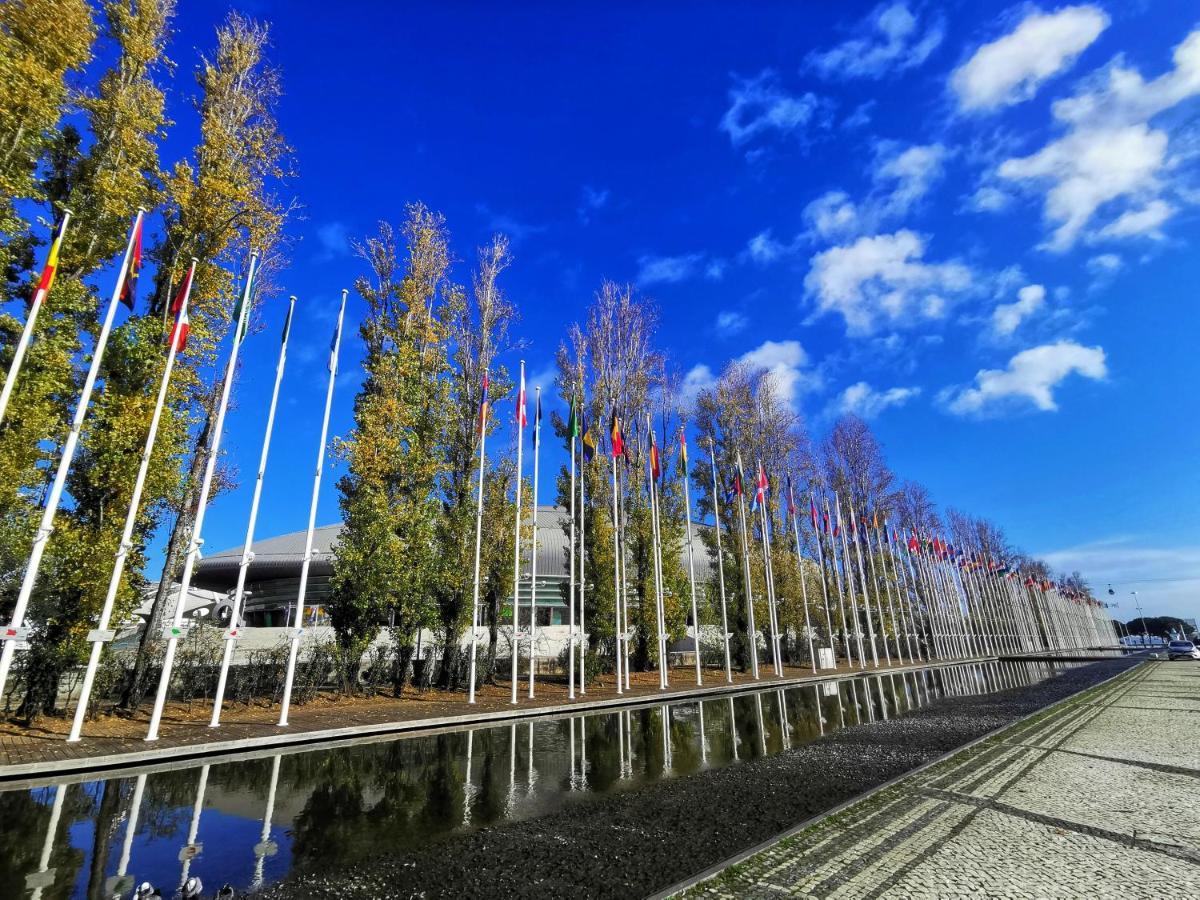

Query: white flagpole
left=787, top=492, right=816, bottom=674
left=836, top=496, right=867, bottom=667
left=848, top=499, right=881, bottom=667
left=67, top=259, right=198, bottom=743
left=567, top=399, right=576, bottom=700
left=578, top=424, right=586, bottom=694
left=467, top=368, right=489, bottom=705
left=279, top=290, right=346, bottom=725
left=0, top=210, right=72, bottom=427
left=509, top=361, right=526, bottom=704
left=680, top=430, right=702, bottom=686
left=609, top=426, right=623, bottom=695
left=527, top=386, right=541, bottom=699
left=0, top=210, right=144, bottom=700
left=755, top=461, right=782, bottom=676
left=209, top=294, right=295, bottom=726
left=145, top=251, right=258, bottom=741
left=810, top=494, right=837, bottom=665
left=645, top=417, right=667, bottom=690
left=825, top=495, right=852, bottom=667
left=734, top=452, right=759, bottom=679
left=707, top=439, right=732, bottom=682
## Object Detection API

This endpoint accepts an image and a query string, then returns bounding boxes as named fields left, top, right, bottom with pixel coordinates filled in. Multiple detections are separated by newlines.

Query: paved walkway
left=684, top=661, right=1200, bottom=899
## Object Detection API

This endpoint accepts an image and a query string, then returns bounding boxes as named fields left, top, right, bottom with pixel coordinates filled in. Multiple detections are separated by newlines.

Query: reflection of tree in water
left=0, top=785, right=87, bottom=899
left=289, top=733, right=467, bottom=872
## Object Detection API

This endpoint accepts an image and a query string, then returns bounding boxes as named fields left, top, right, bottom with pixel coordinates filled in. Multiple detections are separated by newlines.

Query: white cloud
left=736, top=339, right=819, bottom=408
left=992, top=283, right=1046, bottom=336
left=997, top=27, right=1200, bottom=250
left=968, top=185, right=1013, bottom=212
left=715, top=310, right=748, bottom=336
left=1096, top=199, right=1174, bottom=240
left=803, top=143, right=946, bottom=242
left=705, top=259, right=728, bottom=281
left=315, top=221, right=351, bottom=260
left=476, top=204, right=547, bottom=245
left=808, top=2, right=944, bottom=80
left=1039, top=537, right=1200, bottom=620
left=1087, top=252, right=1122, bottom=273
left=720, top=71, right=818, bottom=147
left=578, top=186, right=611, bottom=224
left=998, top=123, right=1167, bottom=251
left=838, top=381, right=920, bottom=418
left=681, top=364, right=716, bottom=406
left=636, top=253, right=704, bottom=286
left=942, top=339, right=1106, bottom=415
left=746, top=229, right=788, bottom=264
left=804, top=230, right=973, bottom=335
left=952, top=6, right=1109, bottom=113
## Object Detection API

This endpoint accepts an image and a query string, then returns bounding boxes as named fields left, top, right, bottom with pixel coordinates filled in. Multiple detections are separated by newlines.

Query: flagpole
left=617, top=454, right=633, bottom=689
left=787, top=487, right=815, bottom=674
left=66, top=259, right=197, bottom=742
left=509, top=360, right=526, bottom=705
left=145, top=251, right=258, bottom=741
left=755, top=461, right=782, bottom=676
left=467, top=370, right=489, bottom=705
left=708, top=439, right=732, bottom=682
left=680, top=430, right=702, bottom=686
left=609, top=432, right=623, bottom=695
left=527, top=386, right=541, bottom=699
left=645, top=416, right=667, bottom=690
left=280, top=292, right=346, bottom=724
left=578, top=418, right=587, bottom=694
left=848, top=499, right=881, bottom=667
left=0, top=210, right=72, bottom=428
left=834, top=495, right=866, bottom=667
left=734, top=453, right=759, bottom=679
left=0, top=210, right=145, bottom=700
left=567, top=397, right=577, bottom=700
left=210, top=295, right=295, bottom=726
left=865, top=520, right=903, bottom=665
left=810, top=494, right=837, bottom=667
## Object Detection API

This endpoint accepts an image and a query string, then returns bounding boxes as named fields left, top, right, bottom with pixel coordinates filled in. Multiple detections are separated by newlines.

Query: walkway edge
left=648, top=660, right=1145, bottom=900
left=2, top=656, right=994, bottom=784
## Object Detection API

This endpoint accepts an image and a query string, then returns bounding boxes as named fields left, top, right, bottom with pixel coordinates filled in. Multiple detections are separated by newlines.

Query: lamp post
left=1132, top=591, right=1149, bottom=648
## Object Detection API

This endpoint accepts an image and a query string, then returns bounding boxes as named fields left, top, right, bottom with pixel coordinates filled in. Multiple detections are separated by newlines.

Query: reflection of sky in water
left=3, top=661, right=1079, bottom=898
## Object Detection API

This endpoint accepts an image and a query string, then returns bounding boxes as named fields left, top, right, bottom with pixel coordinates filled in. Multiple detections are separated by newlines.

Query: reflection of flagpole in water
left=697, top=701, right=708, bottom=766
left=728, top=697, right=739, bottom=761
left=252, top=755, right=282, bottom=890
left=568, top=718, right=576, bottom=790
left=580, top=715, right=589, bottom=789
left=813, top=684, right=824, bottom=735
left=109, top=773, right=147, bottom=898
left=506, top=724, right=517, bottom=817
left=876, top=676, right=888, bottom=721
left=754, top=694, right=767, bottom=756
left=849, top=679, right=862, bottom=725
left=180, top=765, right=210, bottom=889
left=625, top=710, right=634, bottom=777
left=617, top=710, right=626, bottom=778
left=27, top=784, right=66, bottom=899
left=661, top=705, right=671, bottom=775
left=777, top=689, right=790, bottom=750
left=526, top=722, right=535, bottom=797
left=463, top=730, right=475, bottom=827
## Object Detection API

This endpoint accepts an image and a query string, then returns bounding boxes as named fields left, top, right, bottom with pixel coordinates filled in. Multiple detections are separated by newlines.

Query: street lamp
left=1132, top=591, right=1149, bottom=647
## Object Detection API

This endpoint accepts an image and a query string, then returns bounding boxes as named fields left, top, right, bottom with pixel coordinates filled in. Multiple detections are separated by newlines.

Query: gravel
left=261, top=658, right=1139, bottom=900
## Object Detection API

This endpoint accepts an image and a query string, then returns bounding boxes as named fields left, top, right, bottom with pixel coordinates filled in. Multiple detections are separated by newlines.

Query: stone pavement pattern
left=686, top=661, right=1200, bottom=899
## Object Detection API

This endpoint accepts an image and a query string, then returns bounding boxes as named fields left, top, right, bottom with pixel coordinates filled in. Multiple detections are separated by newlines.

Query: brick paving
left=1, top=656, right=949, bottom=778
left=684, top=661, right=1200, bottom=899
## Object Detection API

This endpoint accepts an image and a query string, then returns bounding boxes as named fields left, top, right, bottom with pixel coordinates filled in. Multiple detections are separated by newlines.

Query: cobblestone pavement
left=685, top=661, right=1200, bottom=899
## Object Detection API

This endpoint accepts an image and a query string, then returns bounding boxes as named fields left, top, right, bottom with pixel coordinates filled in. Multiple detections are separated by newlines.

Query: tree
left=432, top=236, right=518, bottom=689
left=329, top=208, right=452, bottom=694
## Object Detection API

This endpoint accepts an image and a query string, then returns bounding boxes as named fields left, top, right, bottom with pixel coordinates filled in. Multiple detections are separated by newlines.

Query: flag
left=733, top=471, right=743, bottom=497
left=679, top=428, right=688, bottom=476
left=785, top=476, right=796, bottom=517
left=809, top=498, right=819, bottom=531
left=230, top=262, right=256, bottom=344
left=477, top=373, right=489, bottom=434
left=30, top=221, right=66, bottom=308
left=755, top=463, right=768, bottom=506
left=822, top=510, right=831, bottom=534
left=533, top=391, right=542, bottom=446
left=118, top=216, right=143, bottom=310
left=516, top=368, right=527, bottom=428
left=609, top=411, right=623, bottom=458
left=649, top=426, right=661, bottom=480
left=567, top=395, right=579, bottom=441
left=328, top=319, right=340, bottom=372
left=166, top=267, right=194, bottom=353
left=582, top=415, right=597, bottom=462
left=280, top=300, right=294, bottom=346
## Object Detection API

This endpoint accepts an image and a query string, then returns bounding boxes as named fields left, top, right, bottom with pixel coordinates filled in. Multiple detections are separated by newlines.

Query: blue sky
left=143, top=1, right=1200, bottom=621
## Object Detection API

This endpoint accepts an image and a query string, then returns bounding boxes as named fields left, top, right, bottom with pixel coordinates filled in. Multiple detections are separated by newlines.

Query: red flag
left=609, top=411, right=623, bottom=458
left=810, top=499, right=818, bottom=530
left=166, top=266, right=193, bottom=352
left=516, top=367, right=527, bottom=428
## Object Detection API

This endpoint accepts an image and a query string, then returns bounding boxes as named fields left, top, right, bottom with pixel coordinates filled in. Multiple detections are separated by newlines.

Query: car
left=1167, top=640, right=1200, bottom=660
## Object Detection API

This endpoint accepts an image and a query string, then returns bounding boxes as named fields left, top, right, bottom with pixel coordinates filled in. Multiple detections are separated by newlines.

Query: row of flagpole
left=0, top=213, right=1119, bottom=740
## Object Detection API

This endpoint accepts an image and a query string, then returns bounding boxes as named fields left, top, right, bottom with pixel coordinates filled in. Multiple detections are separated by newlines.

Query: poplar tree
left=330, top=208, right=452, bottom=694
left=433, top=236, right=518, bottom=689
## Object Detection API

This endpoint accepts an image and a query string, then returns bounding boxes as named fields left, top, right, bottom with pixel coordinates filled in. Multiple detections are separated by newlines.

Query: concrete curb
left=1, top=656, right=996, bottom=785
left=649, top=659, right=1147, bottom=900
